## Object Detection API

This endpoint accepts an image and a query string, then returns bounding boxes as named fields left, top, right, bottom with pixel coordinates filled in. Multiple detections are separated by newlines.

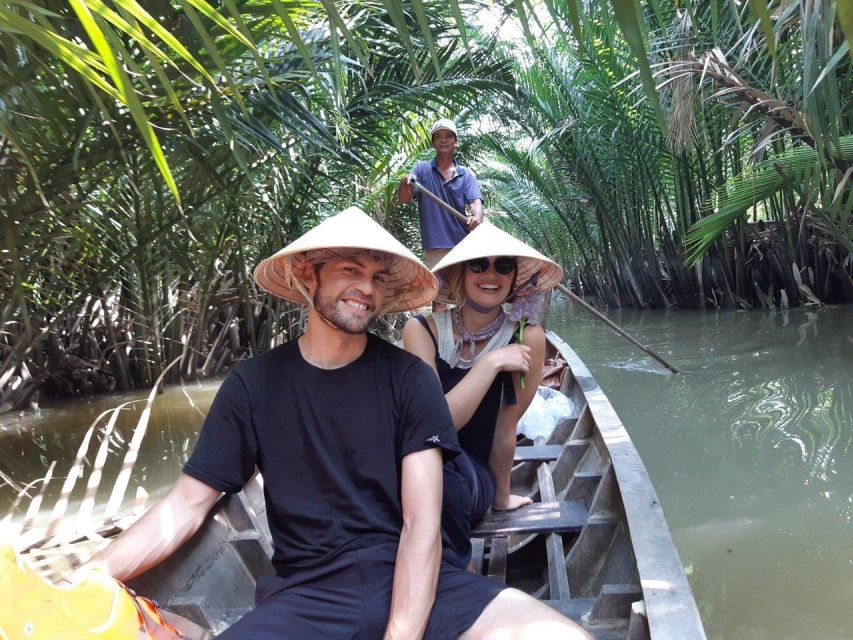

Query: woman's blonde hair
left=441, top=264, right=467, bottom=306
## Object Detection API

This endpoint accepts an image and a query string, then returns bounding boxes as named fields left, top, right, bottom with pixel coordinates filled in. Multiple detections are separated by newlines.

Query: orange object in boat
left=0, top=545, right=181, bottom=639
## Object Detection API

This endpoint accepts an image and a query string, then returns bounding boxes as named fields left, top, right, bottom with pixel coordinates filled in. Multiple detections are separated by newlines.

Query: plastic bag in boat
left=517, top=386, right=574, bottom=440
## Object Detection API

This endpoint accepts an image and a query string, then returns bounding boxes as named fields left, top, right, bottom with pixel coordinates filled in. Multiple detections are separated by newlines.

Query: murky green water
left=0, top=380, right=221, bottom=531
left=1, top=303, right=851, bottom=638
left=547, top=303, right=853, bottom=640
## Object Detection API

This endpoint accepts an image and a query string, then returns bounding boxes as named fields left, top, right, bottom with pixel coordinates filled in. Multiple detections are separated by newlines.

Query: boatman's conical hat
left=254, top=207, right=437, bottom=313
left=432, top=221, right=563, bottom=304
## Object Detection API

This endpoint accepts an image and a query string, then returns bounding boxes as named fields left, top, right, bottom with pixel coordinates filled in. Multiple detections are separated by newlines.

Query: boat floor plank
left=536, top=459, right=572, bottom=601
left=470, top=537, right=485, bottom=575
left=486, top=537, right=508, bottom=583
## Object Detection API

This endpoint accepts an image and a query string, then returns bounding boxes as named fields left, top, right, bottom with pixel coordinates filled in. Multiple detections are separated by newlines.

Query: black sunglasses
left=466, top=257, right=517, bottom=275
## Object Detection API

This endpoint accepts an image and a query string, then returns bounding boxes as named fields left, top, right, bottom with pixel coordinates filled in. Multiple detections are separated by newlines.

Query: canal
left=2, top=301, right=851, bottom=638
left=548, top=303, right=852, bottom=640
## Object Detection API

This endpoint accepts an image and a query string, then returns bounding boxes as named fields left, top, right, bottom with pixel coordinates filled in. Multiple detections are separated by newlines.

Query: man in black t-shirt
left=78, top=207, right=590, bottom=640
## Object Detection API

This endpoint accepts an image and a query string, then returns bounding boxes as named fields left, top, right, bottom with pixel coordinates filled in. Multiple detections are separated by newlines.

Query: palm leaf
left=609, top=0, right=668, bottom=133
left=836, top=0, right=853, bottom=62
left=381, top=0, right=421, bottom=76
left=411, top=0, right=443, bottom=80
left=183, top=0, right=254, bottom=49
left=67, top=0, right=180, bottom=204
left=747, top=0, right=776, bottom=58
left=269, top=0, right=324, bottom=85
left=684, top=135, right=853, bottom=264
left=104, top=0, right=215, bottom=85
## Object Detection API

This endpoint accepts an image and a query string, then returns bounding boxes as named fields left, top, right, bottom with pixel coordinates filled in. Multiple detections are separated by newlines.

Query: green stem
left=519, top=316, right=527, bottom=389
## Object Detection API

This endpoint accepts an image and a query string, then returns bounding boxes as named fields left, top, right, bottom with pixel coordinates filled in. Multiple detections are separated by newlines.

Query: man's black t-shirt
left=184, top=333, right=460, bottom=576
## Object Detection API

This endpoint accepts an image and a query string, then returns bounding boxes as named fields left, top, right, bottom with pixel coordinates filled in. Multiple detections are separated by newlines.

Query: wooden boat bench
left=472, top=441, right=586, bottom=589
left=469, top=439, right=644, bottom=639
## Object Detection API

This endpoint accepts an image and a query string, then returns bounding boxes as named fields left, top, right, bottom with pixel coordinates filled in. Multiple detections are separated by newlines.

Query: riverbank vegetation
left=2, top=0, right=851, bottom=408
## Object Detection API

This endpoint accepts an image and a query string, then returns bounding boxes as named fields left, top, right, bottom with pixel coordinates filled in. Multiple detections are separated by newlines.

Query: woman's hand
left=493, top=494, right=533, bottom=511
left=486, top=344, right=532, bottom=374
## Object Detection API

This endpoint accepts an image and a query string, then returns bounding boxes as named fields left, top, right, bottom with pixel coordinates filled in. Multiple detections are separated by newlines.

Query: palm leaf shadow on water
left=2, top=358, right=183, bottom=579
left=731, top=370, right=853, bottom=491
left=725, top=312, right=852, bottom=479
left=727, top=319, right=849, bottom=494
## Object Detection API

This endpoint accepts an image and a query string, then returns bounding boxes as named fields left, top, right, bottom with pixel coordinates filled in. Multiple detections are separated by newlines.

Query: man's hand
left=397, top=173, right=417, bottom=204
left=466, top=212, right=484, bottom=230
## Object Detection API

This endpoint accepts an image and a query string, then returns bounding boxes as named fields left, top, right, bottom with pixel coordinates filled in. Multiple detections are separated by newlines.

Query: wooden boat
left=122, top=331, right=705, bottom=639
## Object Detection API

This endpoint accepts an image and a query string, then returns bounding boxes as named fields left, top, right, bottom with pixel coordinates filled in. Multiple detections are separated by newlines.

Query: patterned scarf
left=452, top=305, right=506, bottom=365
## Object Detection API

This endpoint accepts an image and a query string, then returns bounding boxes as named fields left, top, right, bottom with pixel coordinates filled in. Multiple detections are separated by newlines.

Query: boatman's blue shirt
left=412, top=159, right=483, bottom=250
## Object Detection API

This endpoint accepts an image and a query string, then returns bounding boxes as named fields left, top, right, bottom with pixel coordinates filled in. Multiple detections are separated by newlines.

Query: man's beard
left=312, top=289, right=378, bottom=334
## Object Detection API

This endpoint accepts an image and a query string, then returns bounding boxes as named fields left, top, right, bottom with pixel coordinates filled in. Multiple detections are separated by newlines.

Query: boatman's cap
left=431, top=221, right=563, bottom=304
left=430, top=118, right=458, bottom=137
left=254, top=207, right=437, bottom=313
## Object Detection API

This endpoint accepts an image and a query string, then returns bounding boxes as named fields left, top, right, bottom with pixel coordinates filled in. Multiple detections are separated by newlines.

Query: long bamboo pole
left=552, top=283, right=679, bottom=373
left=408, top=177, right=680, bottom=374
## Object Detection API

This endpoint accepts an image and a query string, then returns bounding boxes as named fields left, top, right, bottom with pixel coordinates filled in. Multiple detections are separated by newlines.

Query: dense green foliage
left=481, top=0, right=852, bottom=309
left=0, top=1, right=516, bottom=407
left=1, top=0, right=851, bottom=407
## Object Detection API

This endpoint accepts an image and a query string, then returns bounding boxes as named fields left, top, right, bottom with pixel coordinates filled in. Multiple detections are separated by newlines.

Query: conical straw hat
left=254, top=207, right=437, bottom=313
left=432, top=221, right=563, bottom=303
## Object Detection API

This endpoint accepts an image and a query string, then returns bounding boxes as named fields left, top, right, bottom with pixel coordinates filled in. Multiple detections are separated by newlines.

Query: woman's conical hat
left=254, top=207, right=436, bottom=312
left=432, top=221, right=563, bottom=303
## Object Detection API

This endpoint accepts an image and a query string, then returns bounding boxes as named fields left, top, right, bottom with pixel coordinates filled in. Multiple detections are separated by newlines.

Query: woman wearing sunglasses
left=403, top=221, right=563, bottom=568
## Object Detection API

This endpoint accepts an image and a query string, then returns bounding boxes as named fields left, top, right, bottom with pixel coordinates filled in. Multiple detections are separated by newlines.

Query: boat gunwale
left=546, top=331, right=706, bottom=640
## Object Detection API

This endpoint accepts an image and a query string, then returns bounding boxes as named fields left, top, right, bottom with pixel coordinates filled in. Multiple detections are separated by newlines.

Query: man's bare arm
left=80, top=473, right=221, bottom=582
left=384, top=447, right=443, bottom=640
left=398, top=174, right=415, bottom=204
left=467, top=199, right=484, bottom=229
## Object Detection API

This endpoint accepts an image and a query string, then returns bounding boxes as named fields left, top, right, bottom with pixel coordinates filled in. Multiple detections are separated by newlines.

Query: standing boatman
left=398, top=118, right=485, bottom=269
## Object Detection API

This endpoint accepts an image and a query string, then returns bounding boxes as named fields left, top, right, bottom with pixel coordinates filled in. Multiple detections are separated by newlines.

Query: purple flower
left=505, top=290, right=548, bottom=324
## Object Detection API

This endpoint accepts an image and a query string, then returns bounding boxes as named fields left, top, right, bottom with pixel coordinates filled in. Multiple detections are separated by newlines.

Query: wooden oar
left=552, top=283, right=679, bottom=373
left=407, top=176, right=680, bottom=374
left=408, top=176, right=469, bottom=225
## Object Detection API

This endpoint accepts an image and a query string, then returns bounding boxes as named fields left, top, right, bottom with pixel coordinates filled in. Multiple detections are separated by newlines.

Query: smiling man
left=75, top=207, right=588, bottom=640
left=398, top=118, right=485, bottom=270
